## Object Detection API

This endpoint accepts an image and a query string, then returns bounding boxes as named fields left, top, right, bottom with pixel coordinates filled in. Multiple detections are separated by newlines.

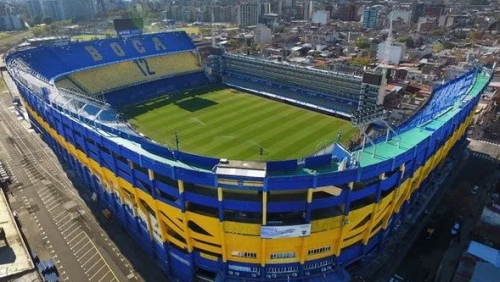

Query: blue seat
left=9, top=31, right=197, bottom=81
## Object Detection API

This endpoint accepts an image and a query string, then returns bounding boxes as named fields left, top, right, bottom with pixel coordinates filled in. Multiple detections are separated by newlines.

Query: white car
left=451, top=222, right=461, bottom=236
left=471, top=185, right=479, bottom=195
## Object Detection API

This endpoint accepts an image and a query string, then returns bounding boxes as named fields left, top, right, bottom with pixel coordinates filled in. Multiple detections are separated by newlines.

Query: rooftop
left=0, top=191, right=36, bottom=279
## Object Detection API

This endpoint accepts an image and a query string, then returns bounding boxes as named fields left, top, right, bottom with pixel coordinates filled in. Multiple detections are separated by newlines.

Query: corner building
left=5, top=31, right=493, bottom=281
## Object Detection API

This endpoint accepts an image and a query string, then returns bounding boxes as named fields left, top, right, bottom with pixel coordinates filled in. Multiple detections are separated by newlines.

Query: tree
left=350, top=57, right=371, bottom=66
left=42, top=16, right=53, bottom=25
left=468, top=30, right=482, bottom=43
left=443, top=41, right=455, bottom=49
left=354, top=37, right=370, bottom=49
left=33, top=16, right=41, bottom=25
left=429, top=28, right=445, bottom=36
left=432, top=43, right=444, bottom=53
left=396, top=36, right=415, bottom=48
left=32, top=25, right=50, bottom=37
left=228, top=39, right=240, bottom=49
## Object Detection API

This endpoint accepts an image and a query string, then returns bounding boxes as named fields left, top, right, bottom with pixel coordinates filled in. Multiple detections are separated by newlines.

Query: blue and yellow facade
left=5, top=36, right=493, bottom=281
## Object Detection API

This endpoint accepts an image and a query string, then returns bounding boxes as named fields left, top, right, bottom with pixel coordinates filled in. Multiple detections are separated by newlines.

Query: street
left=394, top=145, right=497, bottom=282
left=1, top=70, right=166, bottom=282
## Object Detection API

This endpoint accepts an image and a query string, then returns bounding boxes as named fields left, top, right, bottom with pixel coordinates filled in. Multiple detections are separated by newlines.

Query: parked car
left=471, top=185, right=480, bottom=195
left=451, top=222, right=461, bottom=236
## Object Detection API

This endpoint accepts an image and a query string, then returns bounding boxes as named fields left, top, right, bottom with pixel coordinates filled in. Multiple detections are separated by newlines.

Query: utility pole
left=175, top=131, right=180, bottom=152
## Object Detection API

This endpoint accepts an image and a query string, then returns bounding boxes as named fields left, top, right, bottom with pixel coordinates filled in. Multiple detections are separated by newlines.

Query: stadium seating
left=396, top=71, right=475, bottom=135
left=224, top=75, right=358, bottom=114
left=55, top=77, right=87, bottom=93
left=10, top=31, right=196, bottom=81
left=68, top=52, right=201, bottom=95
left=104, top=72, right=209, bottom=108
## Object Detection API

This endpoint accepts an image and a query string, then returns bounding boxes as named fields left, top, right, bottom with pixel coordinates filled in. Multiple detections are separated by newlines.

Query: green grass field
left=122, top=86, right=355, bottom=161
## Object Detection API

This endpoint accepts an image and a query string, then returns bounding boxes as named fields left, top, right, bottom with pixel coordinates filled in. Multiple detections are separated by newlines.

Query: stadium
left=5, top=21, right=493, bottom=282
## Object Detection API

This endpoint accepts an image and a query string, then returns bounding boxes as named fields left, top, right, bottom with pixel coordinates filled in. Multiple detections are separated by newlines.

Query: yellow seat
left=68, top=52, right=201, bottom=95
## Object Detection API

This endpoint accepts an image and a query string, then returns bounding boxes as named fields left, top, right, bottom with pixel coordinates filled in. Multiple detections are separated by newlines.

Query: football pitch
left=122, top=86, right=356, bottom=161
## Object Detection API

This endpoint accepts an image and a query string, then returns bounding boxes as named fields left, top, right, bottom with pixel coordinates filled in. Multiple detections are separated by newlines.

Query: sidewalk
left=350, top=144, right=469, bottom=282
left=434, top=169, right=495, bottom=282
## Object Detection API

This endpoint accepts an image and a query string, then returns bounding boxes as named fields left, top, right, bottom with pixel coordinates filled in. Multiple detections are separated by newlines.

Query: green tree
left=396, top=36, right=415, bottom=48
left=354, top=37, right=370, bottom=49
left=468, top=30, right=482, bottom=43
left=33, top=16, right=41, bottom=25
left=443, top=41, right=455, bottom=49
left=432, top=42, right=444, bottom=53
left=228, top=39, right=240, bottom=49
left=42, top=16, right=53, bottom=25
left=429, top=28, right=445, bottom=36
left=350, top=57, right=371, bottom=66
left=32, top=25, right=50, bottom=37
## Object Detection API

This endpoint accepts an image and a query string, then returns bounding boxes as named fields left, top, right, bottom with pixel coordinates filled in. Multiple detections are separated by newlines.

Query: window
left=113, top=152, right=128, bottom=164
left=231, top=251, right=257, bottom=258
left=155, top=188, right=177, bottom=203
left=308, top=246, right=331, bottom=256
left=156, top=172, right=178, bottom=188
left=133, top=161, right=148, bottom=175
left=305, top=259, right=334, bottom=270
left=85, top=137, right=95, bottom=146
left=270, top=252, right=295, bottom=259
left=228, top=265, right=259, bottom=273
left=267, top=266, right=298, bottom=273
left=97, top=143, right=110, bottom=155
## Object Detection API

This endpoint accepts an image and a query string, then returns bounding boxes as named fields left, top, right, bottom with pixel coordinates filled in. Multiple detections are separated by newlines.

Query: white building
left=377, top=42, right=406, bottom=65
left=389, top=10, right=411, bottom=24
left=237, top=4, right=260, bottom=27
left=303, top=1, right=313, bottom=20
left=255, top=24, right=272, bottom=44
left=311, top=10, right=329, bottom=25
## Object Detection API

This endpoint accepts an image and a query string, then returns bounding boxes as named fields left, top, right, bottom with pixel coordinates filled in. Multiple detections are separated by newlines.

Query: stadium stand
left=55, top=77, right=87, bottom=93
left=224, top=74, right=358, bottom=115
left=6, top=28, right=494, bottom=282
left=223, top=54, right=364, bottom=108
left=11, top=31, right=196, bottom=81
left=67, top=52, right=200, bottom=95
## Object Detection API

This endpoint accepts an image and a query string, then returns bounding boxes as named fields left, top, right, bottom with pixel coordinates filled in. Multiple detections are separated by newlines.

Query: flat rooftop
left=0, top=191, right=36, bottom=279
